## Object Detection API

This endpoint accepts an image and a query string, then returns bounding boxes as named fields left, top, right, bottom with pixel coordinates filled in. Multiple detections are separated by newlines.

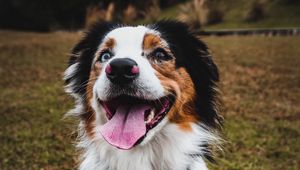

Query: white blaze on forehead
left=103, top=26, right=158, bottom=56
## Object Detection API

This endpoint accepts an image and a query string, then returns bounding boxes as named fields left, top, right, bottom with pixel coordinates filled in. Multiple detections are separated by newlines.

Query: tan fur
left=143, top=33, right=161, bottom=50
left=152, top=62, right=198, bottom=131
left=95, top=38, right=116, bottom=60
left=104, top=38, right=116, bottom=49
left=83, top=62, right=103, bottom=138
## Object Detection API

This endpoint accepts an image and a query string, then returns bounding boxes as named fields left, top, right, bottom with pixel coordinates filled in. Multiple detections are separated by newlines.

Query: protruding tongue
left=99, top=103, right=151, bottom=150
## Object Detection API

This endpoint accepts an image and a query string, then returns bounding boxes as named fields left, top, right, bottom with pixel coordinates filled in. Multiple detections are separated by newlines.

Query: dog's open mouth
left=98, top=95, right=174, bottom=150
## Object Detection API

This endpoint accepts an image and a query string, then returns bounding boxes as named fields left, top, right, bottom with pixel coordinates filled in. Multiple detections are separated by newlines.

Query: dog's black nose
left=105, top=58, right=139, bottom=84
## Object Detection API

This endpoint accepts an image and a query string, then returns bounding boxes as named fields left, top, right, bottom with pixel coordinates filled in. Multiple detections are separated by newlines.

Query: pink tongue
left=99, top=103, right=151, bottom=150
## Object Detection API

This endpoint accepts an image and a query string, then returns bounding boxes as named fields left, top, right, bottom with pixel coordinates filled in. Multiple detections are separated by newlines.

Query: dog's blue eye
left=100, top=52, right=112, bottom=63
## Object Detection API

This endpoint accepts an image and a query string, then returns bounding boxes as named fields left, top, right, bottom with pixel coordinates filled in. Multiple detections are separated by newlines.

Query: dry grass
left=0, top=30, right=80, bottom=170
left=204, top=35, right=300, bottom=170
left=0, top=30, right=299, bottom=170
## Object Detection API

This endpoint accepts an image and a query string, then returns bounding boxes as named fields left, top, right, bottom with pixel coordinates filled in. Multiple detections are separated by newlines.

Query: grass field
left=156, top=0, right=300, bottom=29
left=0, top=31, right=299, bottom=170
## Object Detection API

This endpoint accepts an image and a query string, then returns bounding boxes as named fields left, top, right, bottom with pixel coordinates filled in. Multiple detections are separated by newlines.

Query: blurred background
left=1, top=0, right=300, bottom=31
left=0, top=0, right=299, bottom=169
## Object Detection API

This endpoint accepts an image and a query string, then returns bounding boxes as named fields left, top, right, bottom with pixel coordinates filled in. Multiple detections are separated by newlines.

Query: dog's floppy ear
left=154, top=20, right=221, bottom=128
left=64, top=22, right=115, bottom=99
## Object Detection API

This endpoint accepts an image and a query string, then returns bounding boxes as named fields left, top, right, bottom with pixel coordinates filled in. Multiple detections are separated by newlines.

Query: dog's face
left=65, top=21, right=220, bottom=150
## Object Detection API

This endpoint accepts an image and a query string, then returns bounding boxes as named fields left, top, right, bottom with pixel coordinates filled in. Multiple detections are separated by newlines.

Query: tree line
left=0, top=0, right=184, bottom=31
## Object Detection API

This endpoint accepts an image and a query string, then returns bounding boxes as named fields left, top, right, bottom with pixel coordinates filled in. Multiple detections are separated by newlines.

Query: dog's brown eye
left=151, top=48, right=172, bottom=62
left=155, top=51, right=165, bottom=58
left=100, top=52, right=112, bottom=63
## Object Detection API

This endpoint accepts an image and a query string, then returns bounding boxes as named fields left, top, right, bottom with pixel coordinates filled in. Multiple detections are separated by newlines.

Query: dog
left=64, top=20, right=222, bottom=170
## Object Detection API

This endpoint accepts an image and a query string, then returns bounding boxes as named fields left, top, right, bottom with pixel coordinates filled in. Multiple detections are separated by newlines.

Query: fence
left=197, top=28, right=300, bottom=36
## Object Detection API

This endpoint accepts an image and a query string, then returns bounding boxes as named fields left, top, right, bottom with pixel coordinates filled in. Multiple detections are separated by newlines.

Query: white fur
left=189, top=158, right=209, bottom=170
left=64, top=63, right=80, bottom=97
left=78, top=122, right=218, bottom=170
left=64, top=62, right=79, bottom=80
left=63, top=62, right=85, bottom=118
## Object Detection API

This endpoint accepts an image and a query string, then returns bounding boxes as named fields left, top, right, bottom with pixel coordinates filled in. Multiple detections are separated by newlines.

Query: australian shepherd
left=64, top=20, right=222, bottom=170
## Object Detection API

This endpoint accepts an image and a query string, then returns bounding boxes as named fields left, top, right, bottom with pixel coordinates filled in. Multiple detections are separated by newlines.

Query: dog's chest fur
left=78, top=123, right=212, bottom=170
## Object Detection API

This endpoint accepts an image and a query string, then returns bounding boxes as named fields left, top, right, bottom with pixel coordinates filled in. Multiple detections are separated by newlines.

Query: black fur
left=153, top=20, right=222, bottom=129
left=65, top=22, right=116, bottom=98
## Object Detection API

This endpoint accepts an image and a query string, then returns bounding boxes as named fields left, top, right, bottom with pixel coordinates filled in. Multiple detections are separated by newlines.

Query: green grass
left=155, top=0, right=300, bottom=29
left=0, top=31, right=299, bottom=170
left=206, top=0, right=300, bottom=29
left=0, top=30, right=80, bottom=169
left=204, top=36, right=300, bottom=170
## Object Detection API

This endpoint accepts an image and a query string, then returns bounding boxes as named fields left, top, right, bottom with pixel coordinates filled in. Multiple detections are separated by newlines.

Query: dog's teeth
left=145, top=109, right=155, bottom=123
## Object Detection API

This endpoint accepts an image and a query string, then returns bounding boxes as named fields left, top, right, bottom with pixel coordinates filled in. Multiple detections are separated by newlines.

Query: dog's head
left=65, top=21, right=221, bottom=150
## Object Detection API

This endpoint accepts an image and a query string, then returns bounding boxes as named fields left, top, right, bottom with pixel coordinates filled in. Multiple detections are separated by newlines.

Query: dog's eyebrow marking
left=103, top=38, right=116, bottom=49
left=143, top=33, right=161, bottom=50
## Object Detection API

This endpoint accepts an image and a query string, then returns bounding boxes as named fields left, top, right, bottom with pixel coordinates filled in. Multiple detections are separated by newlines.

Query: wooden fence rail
left=197, top=28, right=300, bottom=36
